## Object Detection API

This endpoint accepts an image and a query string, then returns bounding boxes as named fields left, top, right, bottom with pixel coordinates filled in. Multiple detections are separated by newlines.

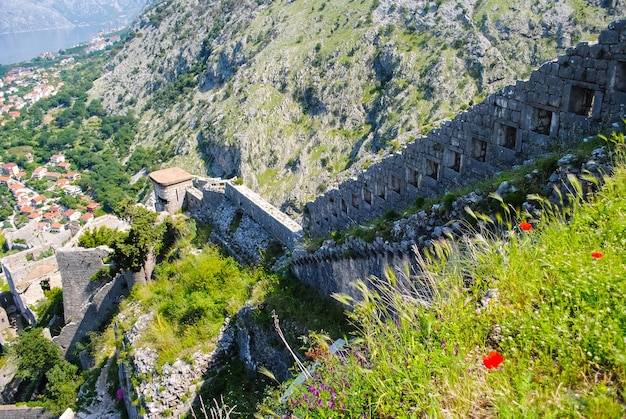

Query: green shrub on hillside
left=129, top=245, right=259, bottom=367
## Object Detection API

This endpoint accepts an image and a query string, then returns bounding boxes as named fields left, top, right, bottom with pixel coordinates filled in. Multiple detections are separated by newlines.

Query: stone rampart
left=0, top=406, right=54, bottom=419
left=0, top=248, right=60, bottom=326
left=304, top=20, right=626, bottom=237
left=54, top=247, right=128, bottom=356
left=292, top=238, right=418, bottom=300
left=224, top=182, right=303, bottom=249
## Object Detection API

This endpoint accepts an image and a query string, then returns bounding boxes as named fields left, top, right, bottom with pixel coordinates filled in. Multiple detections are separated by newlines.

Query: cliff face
left=0, top=0, right=149, bottom=34
left=90, top=0, right=624, bottom=210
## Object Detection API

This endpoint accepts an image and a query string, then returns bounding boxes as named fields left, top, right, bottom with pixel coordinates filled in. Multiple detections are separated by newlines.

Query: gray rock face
left=118, top=310, right=234, bottom=418
left=234, top=305, right=296, bottom=382
left=117, top=304, right=295, bottom=418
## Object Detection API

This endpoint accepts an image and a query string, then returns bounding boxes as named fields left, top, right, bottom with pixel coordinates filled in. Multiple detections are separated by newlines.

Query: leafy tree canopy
left=13, top=328, right=62, bottom=380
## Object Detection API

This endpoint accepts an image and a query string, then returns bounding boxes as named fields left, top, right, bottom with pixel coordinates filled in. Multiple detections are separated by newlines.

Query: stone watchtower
left=149, top=167, right=193, bottom=214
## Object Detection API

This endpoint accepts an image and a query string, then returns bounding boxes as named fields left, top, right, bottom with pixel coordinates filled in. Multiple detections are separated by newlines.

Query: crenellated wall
left=291, top=238, right=418, bottom=301
left=304, top=21, right=626, bottom=237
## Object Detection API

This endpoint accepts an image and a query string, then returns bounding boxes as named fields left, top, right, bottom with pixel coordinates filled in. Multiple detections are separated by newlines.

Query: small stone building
left=149, top=167, right=194, bottom=214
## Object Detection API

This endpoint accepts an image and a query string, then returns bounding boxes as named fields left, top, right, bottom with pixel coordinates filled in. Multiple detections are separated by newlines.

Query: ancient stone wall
left=54, top=248, right=129, bottom=356
left=153, top=180, right=192, bottom=214
left=186, top=177, right=225, bottom=216
left=292, top=238, right=418, bottom=300
left=0, top=248, right=60, bottom=326
left=0, top=406, right=54, bottom=419
left=224, top=183, right=303, bottom=249
left=55, top=248, right=110, bottom=322
left=304, top=21, right=626, bottom=237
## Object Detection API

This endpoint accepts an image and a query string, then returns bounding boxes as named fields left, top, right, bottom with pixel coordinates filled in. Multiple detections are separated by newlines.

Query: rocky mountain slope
left=0, top=0, right=149, bottom=34
left=90, top=0, right=624, bottom=211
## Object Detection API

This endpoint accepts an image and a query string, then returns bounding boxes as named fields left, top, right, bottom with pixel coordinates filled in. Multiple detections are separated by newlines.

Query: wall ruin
left=53, top=247, right=128, bottom=356
left=303, top=21, right=626, bottom=237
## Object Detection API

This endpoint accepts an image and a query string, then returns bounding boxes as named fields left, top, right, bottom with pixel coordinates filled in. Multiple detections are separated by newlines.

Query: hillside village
left=0, top=153, right=103, bottom=249
left=0, top=66, right=66, bottom=126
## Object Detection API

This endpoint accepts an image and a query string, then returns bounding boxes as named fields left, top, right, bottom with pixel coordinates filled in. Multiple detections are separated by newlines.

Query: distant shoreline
left=0, top=25, right=76, bottom=36
left=0, top=22, right=125, bottom=36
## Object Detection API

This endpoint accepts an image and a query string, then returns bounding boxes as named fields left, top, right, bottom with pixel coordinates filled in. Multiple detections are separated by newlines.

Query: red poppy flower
left=482, top=351, right=504, bottom=369
left=591, top=252, right=604, bottom=259
left=519, top=222, right=532, bottom=231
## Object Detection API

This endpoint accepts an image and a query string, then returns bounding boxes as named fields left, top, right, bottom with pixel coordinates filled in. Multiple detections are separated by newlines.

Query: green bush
left=130, top=245, right=258, bottom=367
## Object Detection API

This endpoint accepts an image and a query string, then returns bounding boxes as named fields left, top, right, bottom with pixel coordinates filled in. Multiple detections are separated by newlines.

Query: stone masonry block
left=548, top=95, right=561, bottom=109
left=559, top=66, right=573, bottom=79
left=585, top=68, right=597, bottom=84
left=589, top=44, right=607, bottom=59
left=610, top=44, right=624, bottom=55
left=599, top=30, right=618, bottom=44
left=595, top=60, right=608, bottom=70
left=569, top=56, right=583, bottom=67
left=575, top=42, right=590, bottom=56
left=548, top=83, right=561, bottom=96
left=574, top=67, right=586, bottom=81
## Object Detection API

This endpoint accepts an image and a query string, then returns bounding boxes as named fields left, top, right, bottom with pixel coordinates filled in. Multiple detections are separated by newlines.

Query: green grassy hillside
left=259, top=130, right=626, bottom=417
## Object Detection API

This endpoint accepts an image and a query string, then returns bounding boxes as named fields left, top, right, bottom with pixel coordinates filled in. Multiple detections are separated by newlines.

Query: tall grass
left=129, top=245, right=261, bottom=368
left=259, top=131, right=626, bottom=417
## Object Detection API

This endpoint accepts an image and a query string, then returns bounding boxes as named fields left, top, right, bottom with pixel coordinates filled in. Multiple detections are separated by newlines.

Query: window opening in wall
left=331, top=204, right=338, bottom=217
left=568, top=85, right=595, bottom=116
left=176, top=189, right=179, bottom=201
left=407, top=168, right=420, bottom=187
left=472, top=138, right=487, bottom=162
left=364, top=188, right=372, bottom=205
left=532, top=108, right=552, bottom=135
left=40, top=279, right=50, bottom=292
left=426, top=160, right=439, bottom=180
left=352, top=193, right=359, bottom=209
left=376, top=182, right=386, bottom=199
left=341, top=198, right=348, bottom=213
left=444, top=149, right=462, bottom=172
left=615, top=62, right=626, bottom=93
left=498, top=124, right=517, bottom=150
left=390, top=175, right=401, bottom=193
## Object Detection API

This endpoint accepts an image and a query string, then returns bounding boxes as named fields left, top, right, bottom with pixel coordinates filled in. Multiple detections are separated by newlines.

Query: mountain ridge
left=90, top=0, right=624, bottom=210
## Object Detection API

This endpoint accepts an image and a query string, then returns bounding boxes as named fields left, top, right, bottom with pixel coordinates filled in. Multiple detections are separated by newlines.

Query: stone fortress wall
left=224, top=183, right=303, bottom=249
left=53, top=247, right=129, bottom=357
left=303, top=21, right=626, bottom=237
left=154, top=171, right=303, bottom=250
left=153, top=22, right=626, bottom=294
